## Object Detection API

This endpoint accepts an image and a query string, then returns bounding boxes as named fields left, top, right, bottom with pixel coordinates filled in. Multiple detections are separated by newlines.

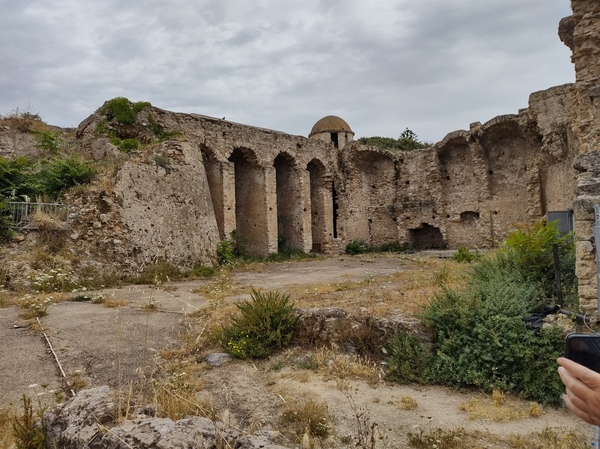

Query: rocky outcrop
left=45, top=386, right=288, bottom=449
left=296, top=307, right=430, bottom=352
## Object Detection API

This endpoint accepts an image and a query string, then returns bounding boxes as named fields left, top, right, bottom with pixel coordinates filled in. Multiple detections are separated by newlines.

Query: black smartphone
left=564, top=333, right=600, bottom=373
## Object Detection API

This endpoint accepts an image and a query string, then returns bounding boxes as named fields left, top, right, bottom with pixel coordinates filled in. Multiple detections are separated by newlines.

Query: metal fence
left=4, top=202, right=70, bottom=230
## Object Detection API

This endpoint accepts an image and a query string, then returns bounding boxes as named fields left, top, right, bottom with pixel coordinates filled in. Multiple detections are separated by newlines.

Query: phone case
left=565, top=333, right=600, bottom=373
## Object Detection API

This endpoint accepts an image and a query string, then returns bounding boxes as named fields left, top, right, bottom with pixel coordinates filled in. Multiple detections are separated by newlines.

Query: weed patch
left=221, top=289, right=299, bottom=359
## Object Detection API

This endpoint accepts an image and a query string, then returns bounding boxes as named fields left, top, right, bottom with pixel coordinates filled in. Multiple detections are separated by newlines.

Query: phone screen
left=565, top=333, right=600, bottom=373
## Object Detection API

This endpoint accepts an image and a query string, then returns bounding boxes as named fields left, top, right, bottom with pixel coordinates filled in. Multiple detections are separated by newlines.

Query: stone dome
left=309, top=116, right=354, bottom=137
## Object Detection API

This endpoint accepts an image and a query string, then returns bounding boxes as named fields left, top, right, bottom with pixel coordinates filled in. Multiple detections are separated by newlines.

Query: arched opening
left=307, top=159, right=333, bottom=252
left=228, top=148, right=270, bottom=256
left=274, top=153, right=303, bottom=251
left=201, top=146, right=228, bottom=238
left=409, top=224, right=445, bottom=249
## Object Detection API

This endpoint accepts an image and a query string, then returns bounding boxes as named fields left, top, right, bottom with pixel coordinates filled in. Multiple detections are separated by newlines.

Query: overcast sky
left=1, top=0, right=574, bottom=143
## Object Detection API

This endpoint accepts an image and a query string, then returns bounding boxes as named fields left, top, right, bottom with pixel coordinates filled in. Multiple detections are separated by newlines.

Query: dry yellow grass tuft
left=0, top=408, right=15, bottom=449
left=397, top=395, right=418, bottom=410
left=459, top=390, right=545, bottom=422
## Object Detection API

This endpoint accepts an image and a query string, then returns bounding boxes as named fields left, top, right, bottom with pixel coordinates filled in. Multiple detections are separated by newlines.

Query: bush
left=386, top=331, right=433, bottom=384
left=100, top=97, right=151, bottom=125
left=452, top=246, right=481, bottom=263
left=345, top=240, right=367, bottom=255
left=502, top=219, right=575, bottom=299
left=217, top=240, right=235, bottom=267
left=420, top=247, right=565, bottom=403
left=221, top=289, right=299, bottom=359
left=38, top=154, right=96, bottom=198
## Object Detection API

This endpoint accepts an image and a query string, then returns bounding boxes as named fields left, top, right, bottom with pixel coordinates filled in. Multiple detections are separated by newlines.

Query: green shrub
left=38, top=154, right=96, bottom=198
left=221, top=289, right=299, bottom=359
left=0, top=156, right=37, bottom=199
left=502, top=219, right=575, bottom=299
left=420, top=249, right=565, bottom=403
left=100, top=97, right=151, bottom=125
left=12, top=395, right=45, bottom=449
left=451, top=246, right=480, bottom=263
left=0, top=200, right=14, bottom=241
left=33, top=130, right=71, bottom=154
left=386, top=331, right=433, bottom=384
left=345, top=240, right=367, bottom=255
left=118, top=138, right=140, bottom=153
left=217, top=240, right=235, bottom=267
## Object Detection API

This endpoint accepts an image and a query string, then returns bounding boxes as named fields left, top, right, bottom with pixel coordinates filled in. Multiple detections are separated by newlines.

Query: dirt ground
left=0, top=253, right=594, bottom=447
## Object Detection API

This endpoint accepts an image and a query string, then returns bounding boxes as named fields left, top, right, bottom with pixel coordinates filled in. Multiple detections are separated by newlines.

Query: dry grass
left=505, top=427, right=590, bottom=449
left=397, top=395, right=418, bottom=410
left=0, top=407, right=15, bottom=449
left=280, top=394, right=332, bottom=444
left=103, top=299, right=129, bottom=308
left=459, top=390, right=545, bottom=422
left=294, top=348, right=381, bottom=383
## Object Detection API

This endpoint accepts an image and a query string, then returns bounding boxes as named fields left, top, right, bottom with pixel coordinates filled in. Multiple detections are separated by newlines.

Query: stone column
left=221, top=161, right=236, bottom=239
left=264, top=165, right=279, bottom=256
left=299, top=169, right=313, bottom=253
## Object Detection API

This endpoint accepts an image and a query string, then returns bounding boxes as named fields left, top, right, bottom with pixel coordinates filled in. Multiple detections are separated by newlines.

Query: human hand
left=558, top=357, right=600, bottom=426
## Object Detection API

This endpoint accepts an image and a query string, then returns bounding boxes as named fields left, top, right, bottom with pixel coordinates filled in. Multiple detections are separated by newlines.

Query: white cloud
left=0, top=0, right=575, bottom=140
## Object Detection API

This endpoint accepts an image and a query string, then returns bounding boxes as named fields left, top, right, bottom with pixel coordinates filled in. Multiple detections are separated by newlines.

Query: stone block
left=573, top=196, right=600, bottom=220
left=576, top=260, right=597, bottom=279
left=576, top=240, right=596, bottom=260
left=576, top=220, right=595, bottom=241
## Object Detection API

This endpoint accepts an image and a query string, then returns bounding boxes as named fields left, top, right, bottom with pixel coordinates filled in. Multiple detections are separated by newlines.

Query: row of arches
left=201, top=146, right=337, bottom=257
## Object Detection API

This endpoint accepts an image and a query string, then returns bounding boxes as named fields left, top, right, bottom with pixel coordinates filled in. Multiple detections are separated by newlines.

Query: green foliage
left=221, top=289, right=299, bottom=359
left=119, top=138, right=140, bottom=153
left=127, top=261, right=182, bottom=285
left=0, top=200, right=14, bottom=241
left=33, top=130, right=71, bottom=154
left=37, top=154, right=96, bottom=198
left=100, top=97, right=151, bottom=125
left=345, top=240, right=368, bottom=255
left=358, top=128, right=432, bottom=152
left=386, top=331, right=433, bottom=384
left=217, top=240, right=235, bottom=267
left=502, top=220, right=576, bottom=300
left=452, top=246, right=481, bottom=263
left=0, top=154, right=95, bottom=201
left=12, top=395, right=45, bottom=449
left=420, top=243, right=566, bottom=403
left=148, top=114, right=182, bottom=141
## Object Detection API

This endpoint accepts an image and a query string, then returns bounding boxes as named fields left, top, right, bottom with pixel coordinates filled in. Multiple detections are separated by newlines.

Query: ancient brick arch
left=228, top=147, right=277, bottom=257
left=274, top=152, right=308, bottom=252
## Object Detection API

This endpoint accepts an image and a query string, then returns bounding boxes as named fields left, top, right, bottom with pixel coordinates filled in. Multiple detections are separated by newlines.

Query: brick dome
left=309, top=116, right=354, bottom=137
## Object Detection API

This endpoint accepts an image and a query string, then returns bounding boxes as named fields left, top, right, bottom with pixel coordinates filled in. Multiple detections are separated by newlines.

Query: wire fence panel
left=5, top=202, right=70, bottom=230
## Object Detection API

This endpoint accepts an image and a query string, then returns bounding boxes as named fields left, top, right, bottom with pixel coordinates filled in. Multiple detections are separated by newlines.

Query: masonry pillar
left=264, top=165, right=279, bottom=256
left=299, top=169, right=313, bottom=253
left=221, top=161, right=236, bottom=239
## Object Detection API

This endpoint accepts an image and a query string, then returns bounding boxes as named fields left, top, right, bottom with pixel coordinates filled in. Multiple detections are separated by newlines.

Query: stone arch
left=307, top=158, right=333, bottom=253
left=228, top=147, right=275, bottom=257
left=274, top=152, right=309, bottom=252
left=409, top=223, right=445, bottom=249
left=201, top=144, right=233, bottom=239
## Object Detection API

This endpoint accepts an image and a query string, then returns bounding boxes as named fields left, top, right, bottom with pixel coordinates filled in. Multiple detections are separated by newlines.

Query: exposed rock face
left=114, top=141, right=219, bottom=268
left=45, top=386, right=288, bottom=449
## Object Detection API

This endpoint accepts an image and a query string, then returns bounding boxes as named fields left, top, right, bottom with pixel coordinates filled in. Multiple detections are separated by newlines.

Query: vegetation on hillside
left=358, top=128, right=432, bottom=152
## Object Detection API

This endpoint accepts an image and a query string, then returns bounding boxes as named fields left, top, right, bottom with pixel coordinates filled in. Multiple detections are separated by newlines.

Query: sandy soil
left=0, top=253, right=593, bottom=447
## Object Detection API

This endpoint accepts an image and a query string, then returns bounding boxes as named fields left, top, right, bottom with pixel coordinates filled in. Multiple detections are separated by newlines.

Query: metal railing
left=4, top=202, right=70, bottom=230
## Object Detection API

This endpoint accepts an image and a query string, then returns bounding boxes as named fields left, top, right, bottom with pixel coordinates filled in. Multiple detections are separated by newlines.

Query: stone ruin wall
left=3, top=0, right=598, bottom=311
left=559, top=0, right=600, bottom=311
